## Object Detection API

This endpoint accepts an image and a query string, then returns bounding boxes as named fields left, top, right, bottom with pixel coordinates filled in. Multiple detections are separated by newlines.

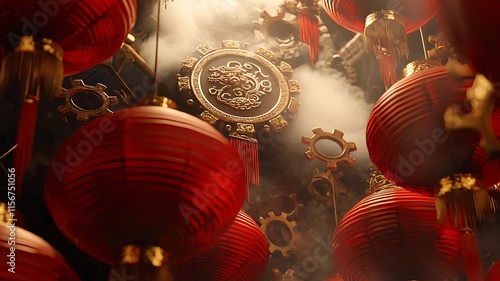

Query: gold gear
left=259, top=211, right=299, bottom=258
left=57, top=79, right=117, bottom=122
left=301, top=127, right=357, bottom=170
left=270, top=193, right=303, bottom=219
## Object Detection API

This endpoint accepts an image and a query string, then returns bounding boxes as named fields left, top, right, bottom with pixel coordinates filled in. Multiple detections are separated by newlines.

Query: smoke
left=141, top=0, right=284, bottom=78
left=283, top=63, right=372, bottom=166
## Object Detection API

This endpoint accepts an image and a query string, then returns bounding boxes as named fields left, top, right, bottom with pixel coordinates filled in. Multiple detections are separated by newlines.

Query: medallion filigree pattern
left=207, top=61, right=272, bottom=111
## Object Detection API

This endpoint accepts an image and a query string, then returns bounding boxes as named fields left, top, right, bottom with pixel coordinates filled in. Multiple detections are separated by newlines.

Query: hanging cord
left=420, top=28, right=428, bottom=59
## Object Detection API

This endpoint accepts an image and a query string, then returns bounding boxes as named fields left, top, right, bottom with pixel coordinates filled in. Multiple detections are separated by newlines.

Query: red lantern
left=0, top=0, right=137, bottom=76
left=322, top=0, right=439, bottom=88
left=0, top=0, right=137, bottom=195
left=485, top=261, right=500, bottom=281
left=366, top=66, right=479, bottom=190
left=173, top=211, right=269, bottom=281
left=438, top=0, right=500, bottom=80
left=322, top=276, right=344, bottom=281
left=44, top=107, right=247, bottom=278
left=332, top=188, right=464, bottom=281
left=0, top=226, right=80, bottom=281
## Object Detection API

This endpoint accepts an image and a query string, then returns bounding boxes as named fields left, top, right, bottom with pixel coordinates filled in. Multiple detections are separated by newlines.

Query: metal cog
left=301, top=127, right=357, bottom=170
left=270, top=193, right=303, bottom=219
left=57, top=79, right=117, bottom=122
left=259, top=211, right=299, bottom=258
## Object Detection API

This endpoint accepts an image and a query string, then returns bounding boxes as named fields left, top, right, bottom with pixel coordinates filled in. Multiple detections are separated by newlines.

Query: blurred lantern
left=44, top=107, right=247, bottom=280
left=0, top=226, right=80, bottom=281
left=0, top=0, right=137, bottom=195
left=366, top=66, right=479, bottom=190
left=485, top=261, right=500, bottom=281
left=366, top=66, right=492, bottom=281
left=322, top=0, right=439, bottom=88
left=173, top=211, right=269, bottom=281
left=322, top=276, right=344, bottom=281
left=297, top=0, right=320, bottom=65
left=332, top=188, right=464, bottom=281
left=438, top=0, right=500, bottom=81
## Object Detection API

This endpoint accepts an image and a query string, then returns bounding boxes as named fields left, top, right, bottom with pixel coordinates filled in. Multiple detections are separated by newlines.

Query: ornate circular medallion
left=177, top=40, right=300, bottom=136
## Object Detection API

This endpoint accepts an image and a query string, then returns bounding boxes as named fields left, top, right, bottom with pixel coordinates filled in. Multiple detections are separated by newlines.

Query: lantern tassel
left=461, top=230, right=484, bottom=281
left=364, top=10, right=408, bottom=89
left=379, top=54, right=398, bottom=89
left=13, top=97, right=38, bottom=194
left=298, top=5, right=320, bottom=65
left=435, top=174, right=492, bottom=229
left=112, top=245, right=174, bottom=281
left=0, top=37, right=63, bottom=197
left=229, top=133, right=259, bottom=201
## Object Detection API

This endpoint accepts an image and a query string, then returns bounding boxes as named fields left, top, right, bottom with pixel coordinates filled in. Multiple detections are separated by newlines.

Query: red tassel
left=13, top=97, right=38, bottom=196
left=298, top=9, right=320, bottom=65
left=461, top=230, right=484, bottom=281
left=229, top=135, right=259, bottom=201
left=379, top=54, right=398, bottom=89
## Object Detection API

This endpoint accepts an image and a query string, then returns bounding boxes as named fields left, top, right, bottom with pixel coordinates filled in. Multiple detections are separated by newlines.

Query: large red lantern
left=332, top=188, right=464, bottom=281
left=438, top=0, right=500, bottom=80
left=0, top=0, right=136, bottom=76
left=485, top=261, right=500, bottom=281
left=322, top=0, right=439, bottom=88
left=0, top=0, right=137, bottom=195
left=0, top=226, right=80, bottom=281
left=366, top=66, right=479, bottom=190
left=173, top=211, right=269, bottom=281
left=44, top=107, right=247, bottom=279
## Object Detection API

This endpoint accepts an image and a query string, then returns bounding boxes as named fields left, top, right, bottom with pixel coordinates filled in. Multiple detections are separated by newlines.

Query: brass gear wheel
left=57, top=79, right=117, bottom=122
left=301, top=127, right=357, bottom=170
left=259, top=211, right=299, bottom=258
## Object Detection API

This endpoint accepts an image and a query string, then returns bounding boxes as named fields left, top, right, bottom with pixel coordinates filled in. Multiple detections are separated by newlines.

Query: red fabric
left=379, top=54, right=398, bottom=89
left=173, top=211, right=269, bottom=281
left=322, top=276, right=344, bottom=281
left=0, top=0, right=136, bottom=76
left=438, top=0, right=500, bottom=79
left=486, top=261, right=500, bottom=281
left=332, top=188, right=464, bottom=281
left=44, top=107, right=247, bottom=264
left=322, top=0, right=438, bottom=34
left=13, top=99, right=37, bottom=196
left=471, top=103, right=500, bottom=187
left=0, top=227, right=80, bottom=281
left=366, top=66, right=480, bottom=190
left=298, top=11, right=320, bottom=65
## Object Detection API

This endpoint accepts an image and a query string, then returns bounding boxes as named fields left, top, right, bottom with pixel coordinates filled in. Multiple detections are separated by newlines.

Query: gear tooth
left=326, top=161, right=338, bottom=170
left=72, top=79, right=85, bottom=86
left=312, top=127, right=324, bottom=134
left=259, top=217, right=265, bottom=224
left=57, top=104, right=72, bottom=113
left=347, top=142, right=357, bottom=151
left=305, top=150, right=316, bottom=160
left=279, top=212, right=287, bottom=219
left=332, top=129, right=344, bottom=138
left=290, top=220, right=297, bottom=227
left=301, top=136, right=312, bottom=145
left=95, top=83, right=107, bottom=90
left=268, top=211, right=275, bottom=217
left=345, top=156, right=356, bottom=166
left=76, top=113, right=90, bottom=122
left=269, top=245, right=277, bottom=252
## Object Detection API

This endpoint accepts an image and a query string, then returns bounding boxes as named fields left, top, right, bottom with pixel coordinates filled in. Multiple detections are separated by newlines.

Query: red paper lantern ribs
left=44, top=107, right=247, bottom=268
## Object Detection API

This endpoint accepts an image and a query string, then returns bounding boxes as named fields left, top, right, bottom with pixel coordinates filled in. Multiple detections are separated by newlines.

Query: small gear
left=57, top=79, right=117, bottom=122
left=272, top=268, right=303, bottom=281
left=301, top=127, right=357, bottom=170
left=270, top=193, right=303, bottom=219
left=308, top=168, right=345, bottom=203
left=259, top=211, right=299, bottom=258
